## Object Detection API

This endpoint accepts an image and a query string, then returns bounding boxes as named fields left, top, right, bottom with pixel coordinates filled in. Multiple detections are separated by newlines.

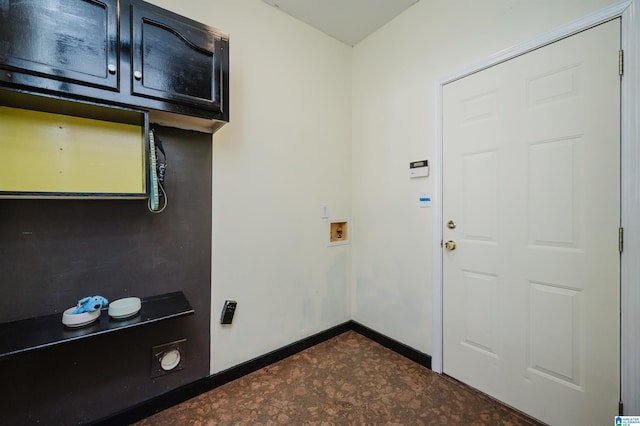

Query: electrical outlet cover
left=151, top=339, right=186, bottom=378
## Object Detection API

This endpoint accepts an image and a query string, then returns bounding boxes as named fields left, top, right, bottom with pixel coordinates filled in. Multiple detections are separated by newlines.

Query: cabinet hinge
left=619, top=227, right=624, bottom=253
left=619, top=50, right=624, bottom=76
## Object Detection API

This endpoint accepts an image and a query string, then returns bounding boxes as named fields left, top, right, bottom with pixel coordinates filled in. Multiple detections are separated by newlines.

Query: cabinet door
left=0, top=0, right=119, bottom=92
left=130, top=0, right=224, bottom=113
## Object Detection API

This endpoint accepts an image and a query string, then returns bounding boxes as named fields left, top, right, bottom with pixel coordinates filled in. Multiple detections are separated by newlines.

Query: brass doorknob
left=444, top=240, right=456, bottom=251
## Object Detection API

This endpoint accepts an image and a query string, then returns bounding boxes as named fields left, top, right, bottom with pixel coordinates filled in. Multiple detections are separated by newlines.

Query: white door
left=442, top=20, right=620, bottom=425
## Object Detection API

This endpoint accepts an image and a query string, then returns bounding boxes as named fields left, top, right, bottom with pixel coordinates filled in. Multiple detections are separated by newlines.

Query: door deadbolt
left=444, top=240, right=456, bottom=251
left=447, top=220, right=456, bottom=229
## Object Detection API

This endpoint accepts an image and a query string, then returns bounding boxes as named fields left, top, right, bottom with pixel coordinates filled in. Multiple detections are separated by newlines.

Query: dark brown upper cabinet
left=0, top=0, right=120, bottom=92
left=130, top=0, right=226, bottom=116
left=0, top=0, right=229, bottom=124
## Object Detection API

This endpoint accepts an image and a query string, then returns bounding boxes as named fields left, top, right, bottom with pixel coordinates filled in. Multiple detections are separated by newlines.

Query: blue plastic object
left=71, top=296, right=109, bottom=314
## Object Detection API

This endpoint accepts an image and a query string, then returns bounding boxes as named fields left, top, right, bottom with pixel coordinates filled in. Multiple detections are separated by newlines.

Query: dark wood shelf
left=0, top=291, right=194, bottom=359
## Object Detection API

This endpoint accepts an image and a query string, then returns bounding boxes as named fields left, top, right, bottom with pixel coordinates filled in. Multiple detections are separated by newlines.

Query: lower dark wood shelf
left=0, top=291, right=194, bottom=359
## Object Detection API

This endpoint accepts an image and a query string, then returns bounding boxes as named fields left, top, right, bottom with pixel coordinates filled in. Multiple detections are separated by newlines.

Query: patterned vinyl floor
left=134, top=330, right=545, bottom=425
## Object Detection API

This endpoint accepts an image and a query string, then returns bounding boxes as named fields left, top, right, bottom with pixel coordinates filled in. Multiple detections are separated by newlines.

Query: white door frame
left=432, top=0, right=640, bottom=414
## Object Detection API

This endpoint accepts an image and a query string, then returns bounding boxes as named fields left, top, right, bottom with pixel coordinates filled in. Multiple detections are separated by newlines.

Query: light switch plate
left=321, top=203, right=329, bottom=218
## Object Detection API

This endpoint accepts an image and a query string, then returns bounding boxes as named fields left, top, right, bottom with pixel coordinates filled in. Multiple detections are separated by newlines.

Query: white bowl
left=62, top=307, right=101, bottom=328
left=108, top=297, right=141, bottom=319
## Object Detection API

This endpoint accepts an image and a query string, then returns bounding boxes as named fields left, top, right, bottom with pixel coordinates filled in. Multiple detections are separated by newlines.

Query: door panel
left=130, top=0, right=223, bottom=111
left=443, top=19, right=620, bottom=425
left=0, top=0, right=119, bottom=91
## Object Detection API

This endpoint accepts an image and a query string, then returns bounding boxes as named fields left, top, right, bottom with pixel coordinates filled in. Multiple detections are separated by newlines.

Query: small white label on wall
left=419, top=191, right=431, bottom=208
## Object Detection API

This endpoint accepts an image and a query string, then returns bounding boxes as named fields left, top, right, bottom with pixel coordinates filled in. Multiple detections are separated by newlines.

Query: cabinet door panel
left=131, top=0, right=222, bottom=111
left=0, top=0, right=119, bottom=91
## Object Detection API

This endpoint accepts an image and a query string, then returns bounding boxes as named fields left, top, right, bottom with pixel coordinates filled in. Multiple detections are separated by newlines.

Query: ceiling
left=261, top=0, right=420, bottom=46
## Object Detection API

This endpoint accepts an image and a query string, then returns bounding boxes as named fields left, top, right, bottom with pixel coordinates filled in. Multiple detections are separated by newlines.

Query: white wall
left=148, top=0, right=352, bottom=374
left=146, top=0, right=624, bottom=376
left=351, top=0, right=619, bottom=355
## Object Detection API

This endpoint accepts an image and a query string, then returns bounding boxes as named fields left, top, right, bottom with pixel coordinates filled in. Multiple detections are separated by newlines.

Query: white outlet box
left=151, top=339, right=186, bottom=377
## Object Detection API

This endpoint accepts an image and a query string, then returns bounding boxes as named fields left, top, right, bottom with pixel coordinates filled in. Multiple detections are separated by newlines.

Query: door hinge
left=619, top=227, right=624, bottom=253
left=619, top=49, right=624, bottom=76
left=619, top=400, right=624, bottom=416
